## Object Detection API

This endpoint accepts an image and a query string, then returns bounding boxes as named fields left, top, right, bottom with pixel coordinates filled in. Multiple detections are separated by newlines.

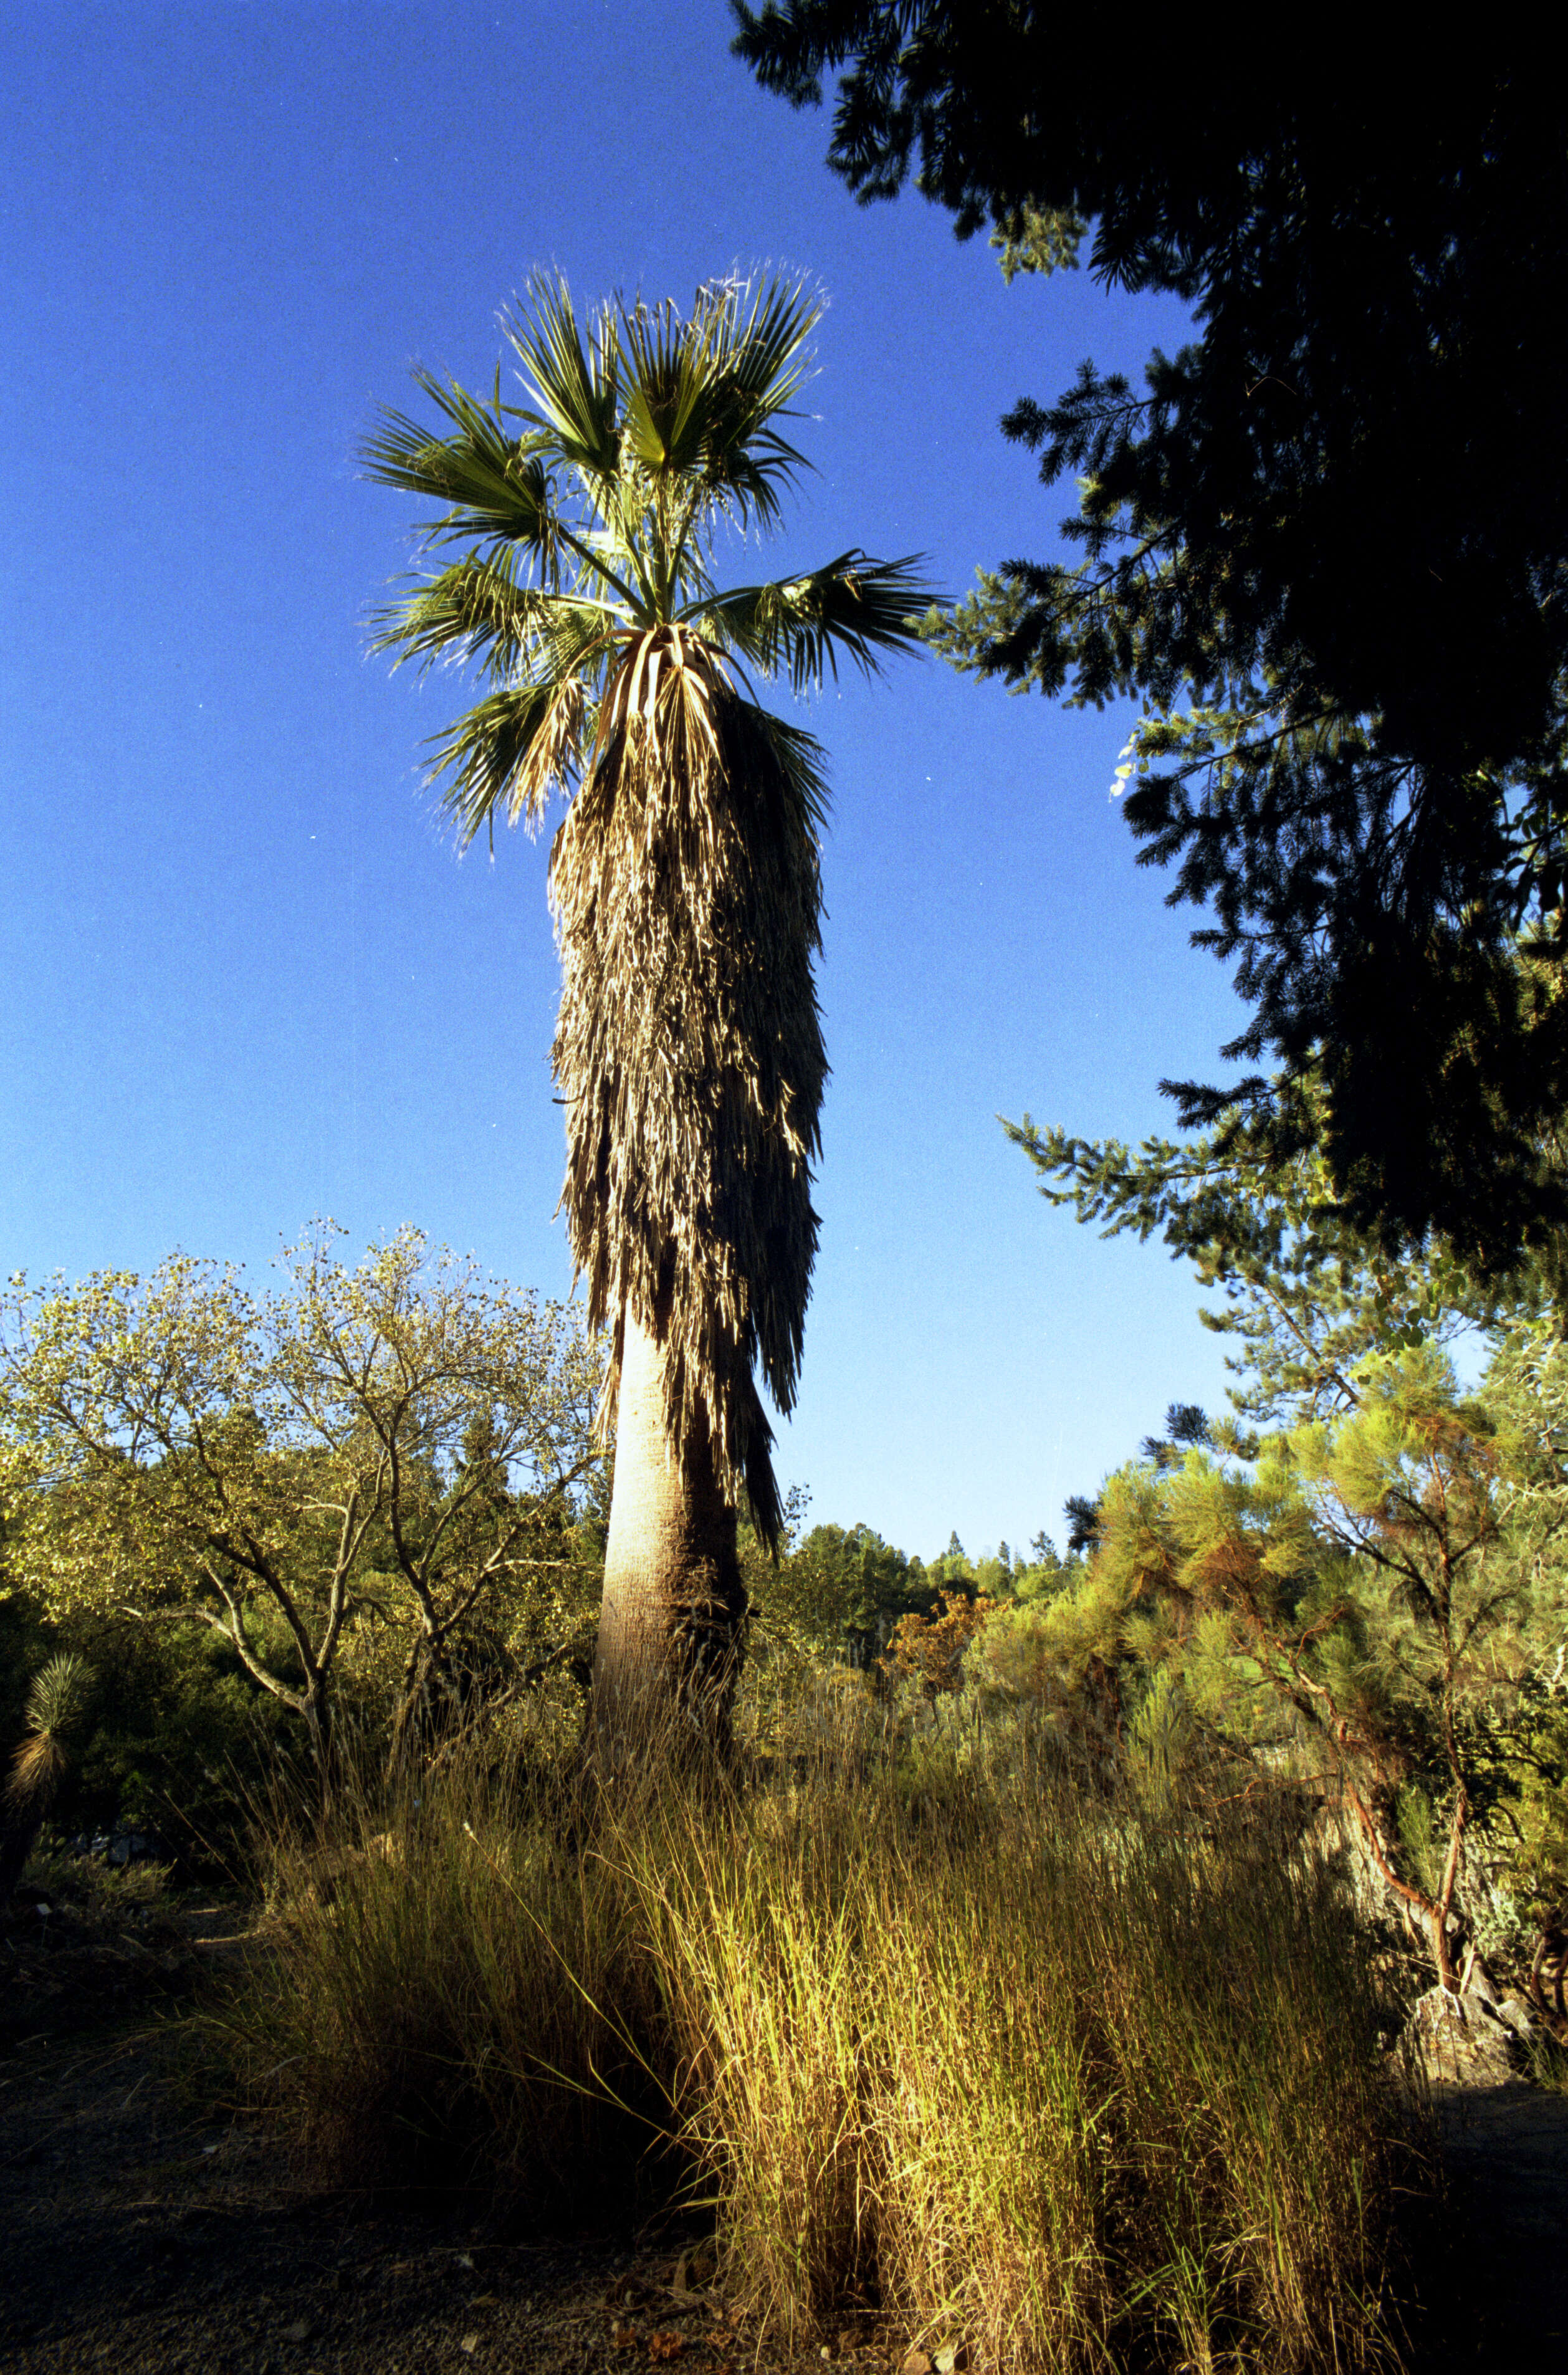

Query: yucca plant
left=365, top=275, right=927, bottom=1751
left=6, top=1653, right=93, bottom=1811
left=1, top=1652, right=95, bottom=1903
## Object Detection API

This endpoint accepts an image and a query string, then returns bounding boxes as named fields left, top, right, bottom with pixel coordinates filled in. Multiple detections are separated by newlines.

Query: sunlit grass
left=209, top=1715, right=1426, bottom=2371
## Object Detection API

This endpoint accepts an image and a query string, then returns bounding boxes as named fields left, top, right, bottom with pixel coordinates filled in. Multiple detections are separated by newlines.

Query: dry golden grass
left=213, top=1721, right=1425, bottom=2371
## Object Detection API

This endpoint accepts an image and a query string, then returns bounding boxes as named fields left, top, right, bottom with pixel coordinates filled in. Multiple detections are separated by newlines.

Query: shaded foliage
left=735, top=10, right=1568, bottom=1265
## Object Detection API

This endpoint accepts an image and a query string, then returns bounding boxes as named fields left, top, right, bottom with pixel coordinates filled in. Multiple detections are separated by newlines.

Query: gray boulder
left=1402, top=1986, right=1532, bottom=2086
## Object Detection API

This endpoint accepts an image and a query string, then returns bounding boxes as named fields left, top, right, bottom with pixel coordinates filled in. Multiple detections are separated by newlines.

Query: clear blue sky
left=1, top=0, right=1247, bottom=1560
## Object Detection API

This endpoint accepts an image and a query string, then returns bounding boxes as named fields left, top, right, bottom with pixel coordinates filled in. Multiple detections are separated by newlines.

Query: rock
left=1402, top=1986, right=1529, bottom=2085
left=280, top=2318, right=312, bottom=2344
left=672, top=2243, right=718, bottom=2297
left=934, top=2347, right=969, bottom=2375
left=900, top=2351, right=934, bottom=2375
left=1494, top=1995, right=1539, bottom=2041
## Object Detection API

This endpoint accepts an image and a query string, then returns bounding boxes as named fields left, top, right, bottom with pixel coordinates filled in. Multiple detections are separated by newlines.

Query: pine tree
left=735, top=14, right=1568, bottom=1266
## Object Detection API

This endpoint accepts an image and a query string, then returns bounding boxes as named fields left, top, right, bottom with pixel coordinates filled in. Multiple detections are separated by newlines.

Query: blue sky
left=1, top=0, right=1248, bottom=1559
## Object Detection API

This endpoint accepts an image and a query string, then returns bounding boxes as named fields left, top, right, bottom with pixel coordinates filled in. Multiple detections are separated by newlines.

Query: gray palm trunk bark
left=591, top=1311, right=748, bottom=1762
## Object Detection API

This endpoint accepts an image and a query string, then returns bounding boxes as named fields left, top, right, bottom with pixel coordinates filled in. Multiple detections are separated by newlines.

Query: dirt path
left=1, top=2020, right=703, bottom=2373
left=1421, top=2081, right=1568, bottom=2364
left=0, top=2009, right=868, bottom=2375
left=0, top=1899, right=866, bottom=2375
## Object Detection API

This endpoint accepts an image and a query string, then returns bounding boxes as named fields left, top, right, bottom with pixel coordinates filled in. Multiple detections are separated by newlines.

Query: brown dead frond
left=6, top=1727, right=70, bottom=1814
left=550, top=626, right=825, bottom=1547
left=509, top=671, right=590, bottom=828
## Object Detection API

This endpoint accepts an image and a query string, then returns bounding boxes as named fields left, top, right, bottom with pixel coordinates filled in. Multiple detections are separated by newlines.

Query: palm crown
left=365, top=275, right=927, bottom=1542
left=365, top=275, right=924, bottom=843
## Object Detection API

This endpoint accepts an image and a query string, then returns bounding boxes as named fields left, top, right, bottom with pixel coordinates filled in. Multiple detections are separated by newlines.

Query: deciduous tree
left=0, top=1229, right=601, bottom=1800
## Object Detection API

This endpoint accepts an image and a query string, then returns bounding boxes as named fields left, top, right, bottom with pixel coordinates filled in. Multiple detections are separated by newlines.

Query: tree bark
left=301, top=1681, right=337, bottom=1823
left=1433, top=1787, right=1470, bottom=1992
left=590, top=1310, right=747, bottom=1766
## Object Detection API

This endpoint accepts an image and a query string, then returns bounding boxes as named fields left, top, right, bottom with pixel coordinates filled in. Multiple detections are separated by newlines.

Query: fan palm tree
left=365, top=274, right=927, bottom=1752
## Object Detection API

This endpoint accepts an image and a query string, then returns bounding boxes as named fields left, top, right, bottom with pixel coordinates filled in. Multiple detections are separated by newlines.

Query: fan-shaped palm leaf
left=501, top=277, right=623, bottom=484
left=371, top=560, right=613, bottom=686
left=614, top=277, right=812, bottom=537
left=690, top=552, right=932, bottom=692
left=363, top=377, right=559, bottom=557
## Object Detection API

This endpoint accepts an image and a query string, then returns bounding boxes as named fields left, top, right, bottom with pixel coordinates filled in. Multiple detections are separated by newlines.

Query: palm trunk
left=591, top=1311, right=748, bottom=1764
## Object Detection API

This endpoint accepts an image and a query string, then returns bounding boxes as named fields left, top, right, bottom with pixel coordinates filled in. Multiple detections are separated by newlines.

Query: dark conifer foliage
left=734, top=9, right=1568, bottom=1270
left=1061, top=1493, right=1101, bottom=1555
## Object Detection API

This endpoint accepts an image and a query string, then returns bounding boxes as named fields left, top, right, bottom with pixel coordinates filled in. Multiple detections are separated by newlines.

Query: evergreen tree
left=1009, top=1090, right=1509, bottom=1425
left=734, top=12, right=1568, bottom=1266
left=1080, top=1349, right=1522, bottom=1988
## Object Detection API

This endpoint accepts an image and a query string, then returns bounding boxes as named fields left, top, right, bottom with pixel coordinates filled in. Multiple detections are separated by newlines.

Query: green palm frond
left=428, top=669, right=595, bottom=843
left=618, top=277, right=816, bottom=542
left=689, top=552, right=932, bottom=692
left=691, top=274, right=820, bottom=518
left=371, top=558, right=615, bottom=681
left=363, top=375, right=558, bottom=555
left=502, top=276, right=622, bottom=484
left=617, top=296, right=714, bottom=474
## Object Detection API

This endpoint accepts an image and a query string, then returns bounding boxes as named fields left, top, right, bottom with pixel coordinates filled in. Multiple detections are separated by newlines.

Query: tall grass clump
left=209, top=1747, right=673, bottom=2216
left=635, top=1742, right=1420, bottom=2373
left=216, top=1716, right=1423, bottom=2369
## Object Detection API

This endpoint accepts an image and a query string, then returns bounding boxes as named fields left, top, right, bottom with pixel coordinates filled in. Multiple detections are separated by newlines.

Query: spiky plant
left=2, top=1651, right=95, bottom=1907
left=6, top=1652, right=94, bottom=1815
left=366, top=275, right=927, bottom=1741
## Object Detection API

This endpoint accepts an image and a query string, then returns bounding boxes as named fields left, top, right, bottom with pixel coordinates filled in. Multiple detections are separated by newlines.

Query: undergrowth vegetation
left=211, top=1716, right=1426, bottom=2375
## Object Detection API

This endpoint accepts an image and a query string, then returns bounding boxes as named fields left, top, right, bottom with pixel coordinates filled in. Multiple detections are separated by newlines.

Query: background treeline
left=5, top=1184, right=1567, bottom=2371
left=5, top=1153, right=1566, bottom=2022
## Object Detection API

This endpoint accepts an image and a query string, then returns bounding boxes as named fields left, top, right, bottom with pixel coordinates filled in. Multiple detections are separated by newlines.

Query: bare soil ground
left=0, top=1895, right=873, bottom=2375
left=3, top=1891, right=1566, bottom=2373
left=1422, top=2080, right=1568, bottom=2366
